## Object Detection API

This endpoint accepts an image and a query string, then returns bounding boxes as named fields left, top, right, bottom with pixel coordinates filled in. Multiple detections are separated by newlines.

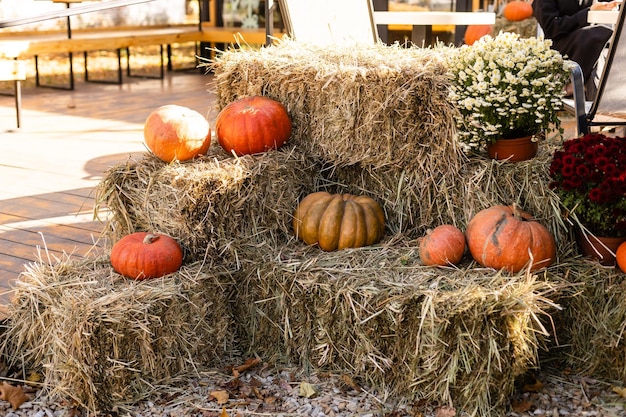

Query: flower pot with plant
left=549, top=133, right=626, bottom=264
left=445, top=32, right=571, bottom=161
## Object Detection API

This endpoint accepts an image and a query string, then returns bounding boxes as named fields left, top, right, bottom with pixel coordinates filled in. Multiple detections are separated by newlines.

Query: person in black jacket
left=533, top=0, right=620, bottom=98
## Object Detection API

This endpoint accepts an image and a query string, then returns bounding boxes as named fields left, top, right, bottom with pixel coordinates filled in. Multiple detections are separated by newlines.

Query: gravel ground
left=2, top=363, right=626, bottom=417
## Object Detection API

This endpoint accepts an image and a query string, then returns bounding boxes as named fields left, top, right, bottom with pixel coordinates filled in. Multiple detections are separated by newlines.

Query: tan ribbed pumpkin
left=293, top=191, right=385, bottom=251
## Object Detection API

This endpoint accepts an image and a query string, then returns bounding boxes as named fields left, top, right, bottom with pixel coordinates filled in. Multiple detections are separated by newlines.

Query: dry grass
left=553, top=262, right=626, bottom=382
left=0, top=254, right=236, bottom=414
left=232, top=236, right=567, bottom=416
left=208, top=39, right=459, bottom=170
left=493, top=16, right=539, bottom=39
left=95, top=143, right=320, bottom=264
left=3, top=37, right=622, bottom=417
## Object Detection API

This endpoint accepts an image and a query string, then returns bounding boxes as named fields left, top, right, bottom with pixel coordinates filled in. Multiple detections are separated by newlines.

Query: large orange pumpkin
left=110, top=232, right=183, bottom=280
left=617, top=241, right=626, bottom=273
left=465, top=205, right=556, bottom=272
left=502, top=1, right=534, bottom=21
left=419, top=225, right=466, bottom=266
left=464, top=24, right=493, bottom=45
left=144, top=104, right=211, bottom=162
left=216, top=96, right=292, bottom=156
left=293, top=191, right=385, bottom=251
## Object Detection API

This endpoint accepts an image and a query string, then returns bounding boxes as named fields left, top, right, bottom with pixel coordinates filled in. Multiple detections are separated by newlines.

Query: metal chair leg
left=14, top=79, right=22, bottom=129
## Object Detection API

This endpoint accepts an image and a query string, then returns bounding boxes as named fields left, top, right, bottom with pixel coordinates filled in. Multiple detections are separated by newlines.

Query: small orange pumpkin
left=419, top=225, right=466, bottom=266
left=293, top=191, right=385, bottom=251
left=464, top=24, right=493, bottom=45
left=465, top=205, right=556, bottom=272
left=144, top=104, right=211, bottom=162
left=216, top=96, right=292, bottom=156
left=502, top=1, right=534, bottom=22
left=110, top=232, right=183, bottom=280
left=617, top=241, right=626, bottom=273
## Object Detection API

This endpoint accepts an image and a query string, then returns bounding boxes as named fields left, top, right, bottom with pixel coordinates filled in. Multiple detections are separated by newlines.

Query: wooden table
left=373, top=11, right=496, bottom=45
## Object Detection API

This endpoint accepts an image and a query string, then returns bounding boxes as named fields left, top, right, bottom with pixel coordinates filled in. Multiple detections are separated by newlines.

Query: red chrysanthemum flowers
left=549, top=133, right=626, bottom=237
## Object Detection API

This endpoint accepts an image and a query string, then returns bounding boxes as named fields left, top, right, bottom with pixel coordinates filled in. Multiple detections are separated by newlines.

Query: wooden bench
left=0, top=0, right=285, bottom=88
left=0, top=24, right=281, bottom=58
left=0, top=23, right=283, bottom=87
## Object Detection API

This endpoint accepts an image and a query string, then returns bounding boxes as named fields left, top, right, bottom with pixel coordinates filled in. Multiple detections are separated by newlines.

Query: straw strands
left=231, top=237, right=565, bottom=416
left=96, top=143, right=319, bottom=263
left=2, top=38, right=613, bottom=417
left=96, top=135, right=568, bottom=251
left=493, top=16, right=539, bottom=39
left=318, top=136, right=568, bottom=241
left=554, top=262, right=626, bottom=382
left=0, top=256, right=236, bottom=414
left=209, top=39, right=459, bottom=170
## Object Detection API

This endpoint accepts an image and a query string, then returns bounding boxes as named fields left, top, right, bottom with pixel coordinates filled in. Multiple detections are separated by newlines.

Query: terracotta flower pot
left=576, top=232, right=626, bottom=266
left=486, top=136, right=538, bottom=162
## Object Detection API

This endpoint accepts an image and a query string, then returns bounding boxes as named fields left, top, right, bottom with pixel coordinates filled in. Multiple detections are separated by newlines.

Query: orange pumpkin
left=293, top=191, right=385, bottom=251
left=144, top=104, right=211, bottom=162
left=216, top=96, right=292, bottom=156
left=617, top=241, right=626, bottom=273
left=502, top=1, right=534, bottom=22
left=110, top=232, right=183, bottom=280
left=464, top=25, right=493, bottom=45
left=419, top=225, right=466, bottom=266
left=465, top=205, right=556, bottom=272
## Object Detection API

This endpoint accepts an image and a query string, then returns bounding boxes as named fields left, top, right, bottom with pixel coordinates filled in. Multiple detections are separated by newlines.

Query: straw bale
left=97, top=135, right=568, bottom=258
left=0, top=256, right=235, bottom=414
left=319, top=135, right=569, bottom=246
left=231, top=237, right=564, bottom=416
left=318, top=160, right=463, bottom=236
left=454, top=141, right=570, bottom=252
left=96, top=143, right=319, bottom=262
left=209, top=39, right=459, bottom=170
left=553, top=261, right=626, bottom=382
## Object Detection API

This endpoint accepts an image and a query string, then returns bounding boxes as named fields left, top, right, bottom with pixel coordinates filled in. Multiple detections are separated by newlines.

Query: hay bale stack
left=96, top=144, right=319, bottom=261
left=232, top=238, right=563, bottom=416
left=211, top=40, right=463, bottom=237
left=211, top=39, right=460, bottom=170
left=210, top=41, right=566, bottom=241
left=0, top=257, right=235, bottom=414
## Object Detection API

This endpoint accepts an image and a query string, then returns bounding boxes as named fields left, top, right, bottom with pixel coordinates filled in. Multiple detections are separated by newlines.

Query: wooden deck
left=0, top=68, right=217, bottom=317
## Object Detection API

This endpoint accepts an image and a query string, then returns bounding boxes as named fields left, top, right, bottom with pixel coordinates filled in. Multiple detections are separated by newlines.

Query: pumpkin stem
left=143, top=233, right=160, bottom=244
left=511, top=203, right=523, bottom=220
